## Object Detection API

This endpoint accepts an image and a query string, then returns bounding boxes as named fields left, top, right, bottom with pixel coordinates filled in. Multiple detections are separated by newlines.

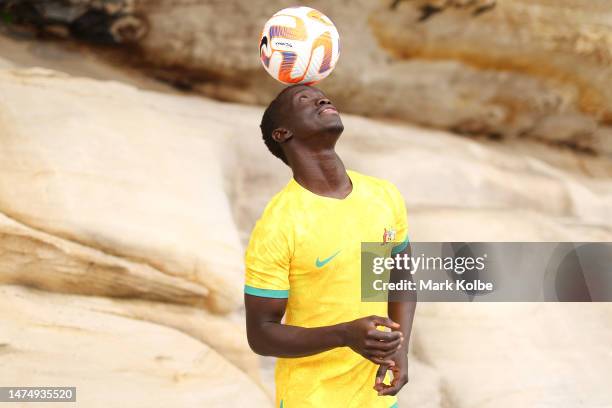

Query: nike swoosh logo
left=315, top=250, right=341, bottom=268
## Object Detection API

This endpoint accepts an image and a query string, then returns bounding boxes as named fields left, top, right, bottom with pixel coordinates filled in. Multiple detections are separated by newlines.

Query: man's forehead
left=277, top=84, right=324, bottom=101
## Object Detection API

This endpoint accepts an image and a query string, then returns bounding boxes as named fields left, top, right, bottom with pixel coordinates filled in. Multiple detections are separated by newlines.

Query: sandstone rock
left=0, top=284, right=271, bottom=408
left=0, top=56, right=14, bottom=69
left=5, top=2, right=612, bottom=154
left=369, top=0, right=612, bottom=153
left=1, top=0, right=146, bottom=44
left=0, top=210, right=262, bottom=379
left=123, top=0, right=612, bottom=156
left=0, top=68, right=244, bottom=314
left=0, top=32, right=174, bottom=93
left=87, top=296, right=263, bottom=381
left=397, top=357, right=446, bottom=408
left=0, top=210, right=208, bottom=306
left=412, top=302, right=612, bottom=407
left=406, top=208, right=612, bottom=242
left=0, top=63, right=611, bottom=408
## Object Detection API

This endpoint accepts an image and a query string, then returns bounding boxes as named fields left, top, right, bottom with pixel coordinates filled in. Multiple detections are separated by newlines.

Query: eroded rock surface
left=0, top=65, right=611, bottom=407
left=0, top=285, right=271, bottom=408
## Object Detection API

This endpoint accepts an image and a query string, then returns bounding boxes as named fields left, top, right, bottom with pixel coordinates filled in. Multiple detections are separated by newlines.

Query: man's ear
left=272, top=128, right=293, bottom=143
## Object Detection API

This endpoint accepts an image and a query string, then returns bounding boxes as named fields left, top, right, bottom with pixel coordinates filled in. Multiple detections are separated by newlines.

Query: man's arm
left=374, top=243, right=417, bottom=396
left=380, top=299, right=416, bottom=383
left=245, top=294, right=404, bottom=365
left=388, top=300, right=416, bottom=354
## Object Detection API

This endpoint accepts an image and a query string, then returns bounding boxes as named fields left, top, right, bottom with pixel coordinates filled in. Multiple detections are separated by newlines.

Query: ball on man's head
left=259, top=6, right=340, bottom=85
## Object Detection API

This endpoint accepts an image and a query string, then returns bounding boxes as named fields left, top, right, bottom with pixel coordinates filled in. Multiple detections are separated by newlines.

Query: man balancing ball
left=244, top=84, right=416, bottom=408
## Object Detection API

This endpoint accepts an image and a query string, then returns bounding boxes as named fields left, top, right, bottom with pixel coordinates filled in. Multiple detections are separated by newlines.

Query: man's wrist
left=334, top=322, right=349, bottom=347
left=399, top=333, right=410, bottom=352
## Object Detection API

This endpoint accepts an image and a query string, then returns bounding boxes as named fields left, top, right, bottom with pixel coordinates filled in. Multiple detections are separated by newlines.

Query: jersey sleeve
left=244, top=211, right=292, bottom=298
left=387, top=181, right=410, bottom=256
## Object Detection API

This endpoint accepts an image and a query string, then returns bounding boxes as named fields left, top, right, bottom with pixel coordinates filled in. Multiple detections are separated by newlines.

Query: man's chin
left=322, top=119, right=344, bottom=135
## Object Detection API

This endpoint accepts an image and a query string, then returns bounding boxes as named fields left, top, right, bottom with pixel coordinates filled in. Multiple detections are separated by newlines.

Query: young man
left=244, top=84, right=416, bottom=408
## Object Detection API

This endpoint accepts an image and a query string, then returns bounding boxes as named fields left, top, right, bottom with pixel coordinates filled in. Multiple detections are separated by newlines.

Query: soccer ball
left=259, top=6, right=340, bottom=85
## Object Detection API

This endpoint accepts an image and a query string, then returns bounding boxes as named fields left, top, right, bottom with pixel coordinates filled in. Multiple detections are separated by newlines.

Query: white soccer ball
left=259, top=6, right=340, bottom=85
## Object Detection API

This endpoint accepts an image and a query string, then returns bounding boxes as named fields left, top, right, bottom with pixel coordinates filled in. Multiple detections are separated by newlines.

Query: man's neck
left=290, top=149, right=353, bottom=199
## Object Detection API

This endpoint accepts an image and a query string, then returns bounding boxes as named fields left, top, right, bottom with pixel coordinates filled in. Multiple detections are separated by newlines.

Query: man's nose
left=316, top=97, right=332, bottom=106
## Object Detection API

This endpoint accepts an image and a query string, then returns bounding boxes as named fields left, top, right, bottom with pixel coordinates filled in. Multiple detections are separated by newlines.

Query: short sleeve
left=387, top=182, right=409, bottom=256
left=244, top=213, right=292, bottom=298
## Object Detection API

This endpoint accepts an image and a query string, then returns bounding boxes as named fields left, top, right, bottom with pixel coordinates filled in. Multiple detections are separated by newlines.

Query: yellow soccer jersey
left=244, top=169, right=409, bottom=408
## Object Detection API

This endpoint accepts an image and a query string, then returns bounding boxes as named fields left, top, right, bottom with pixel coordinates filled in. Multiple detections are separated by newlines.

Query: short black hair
left=260, top=85, right=305, bottom=166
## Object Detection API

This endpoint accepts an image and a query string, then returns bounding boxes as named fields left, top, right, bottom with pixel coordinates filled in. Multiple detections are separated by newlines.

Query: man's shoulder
left=258, top=180, right=299, bottom=222
left=247, top=182, right=297, bottom=243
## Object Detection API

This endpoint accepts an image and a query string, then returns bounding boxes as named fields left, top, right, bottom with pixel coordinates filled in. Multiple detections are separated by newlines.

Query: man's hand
left=342, top=315, right=404, bottom=366
left=373, top=349, right=409, bottom=396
